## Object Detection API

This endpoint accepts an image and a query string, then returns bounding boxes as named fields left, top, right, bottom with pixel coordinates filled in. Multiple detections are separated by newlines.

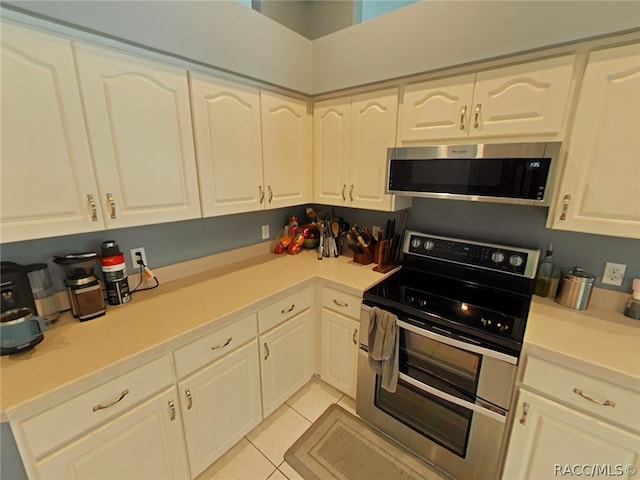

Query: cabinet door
left=36, top=388, right=190, bottom=480
left=0, top=23, right=103, bottom=242
left=314, top=97, right=351, bottom=206
left=190, top=74, right=265, bottom=216
left=261, top=92, right=310, bottom=209
left=471, top=55, right=575, bottom=138
left=320, top=308, right=359, bottom=398
left=74, top=43, right=201, bottom=229
left=502, top=389, right=640, bottom=480
left=179, top=341, right=262, bottom=477
left=350, top=88, right=399, bottom=211
left=550, top=44, right=640, bottom=239
left=399, top=74, right=475, bottom=143
left=260, top=309, right=313, bottom=417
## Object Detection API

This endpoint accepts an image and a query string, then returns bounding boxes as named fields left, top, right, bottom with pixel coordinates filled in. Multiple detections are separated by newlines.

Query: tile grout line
left=244, top=434, right=281, bottom=475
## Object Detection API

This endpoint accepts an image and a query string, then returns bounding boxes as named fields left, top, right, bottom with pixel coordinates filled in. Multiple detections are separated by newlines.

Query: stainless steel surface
left=386, top=141, right=561, bottom=206
left=555, top=267, right=595, bottom=310
left=107, top=193, right=116, bottom=219
left=211, top=337, right=232, bottom=350
left=87, top=194, right=98, bottom=221
left=573, top=388, right=616, bottom=407
left=92, top=389, right=129, bottom=412
left=0, top=307, right=34, bottom=326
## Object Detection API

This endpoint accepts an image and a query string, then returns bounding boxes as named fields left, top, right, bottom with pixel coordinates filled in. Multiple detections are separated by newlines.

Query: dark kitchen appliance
left=357, top=230, right=539, bottom=480
left=0, top=262, right=37, bottom=314
left=387, top=142, right=561, bottom=206
left=54, top=253, right=106, bottom=321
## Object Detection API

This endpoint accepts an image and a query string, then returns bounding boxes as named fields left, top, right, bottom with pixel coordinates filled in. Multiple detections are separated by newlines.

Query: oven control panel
left=404, top=231, right=539, bottom=278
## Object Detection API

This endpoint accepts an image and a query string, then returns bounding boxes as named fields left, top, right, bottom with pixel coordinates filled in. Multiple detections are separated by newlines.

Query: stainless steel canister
left=555, top=267, right=596, bottom=310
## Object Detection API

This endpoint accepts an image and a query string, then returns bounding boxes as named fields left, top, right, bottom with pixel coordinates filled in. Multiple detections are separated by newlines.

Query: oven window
left=375, top=376, right=472, bottom=457
left=402, top=327, right=482, bottom=396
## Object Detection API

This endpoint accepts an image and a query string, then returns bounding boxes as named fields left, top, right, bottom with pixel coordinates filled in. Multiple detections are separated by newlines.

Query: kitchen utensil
left=0, top=307, right=46, bottom=355
left=555, top=267, right=596, bottom=310
left=317, top=223, right=324, bottom=260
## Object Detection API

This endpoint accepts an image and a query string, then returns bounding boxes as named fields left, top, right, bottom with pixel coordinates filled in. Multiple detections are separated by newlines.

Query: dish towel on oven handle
left=368, top=306, right=399, bottom=393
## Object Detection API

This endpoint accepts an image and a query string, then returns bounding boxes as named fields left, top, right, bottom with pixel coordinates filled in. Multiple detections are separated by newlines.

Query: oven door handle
left=397, top=319, right=518, bottom=365
left=399, top=372, right=507, bottom=423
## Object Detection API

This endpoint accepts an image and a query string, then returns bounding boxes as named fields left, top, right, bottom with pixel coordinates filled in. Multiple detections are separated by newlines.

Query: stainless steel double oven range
left=357, top=230, right=540, bottom=480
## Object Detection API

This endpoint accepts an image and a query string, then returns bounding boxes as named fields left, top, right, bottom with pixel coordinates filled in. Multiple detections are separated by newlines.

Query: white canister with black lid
left=555, top=267, right=596, bottom=310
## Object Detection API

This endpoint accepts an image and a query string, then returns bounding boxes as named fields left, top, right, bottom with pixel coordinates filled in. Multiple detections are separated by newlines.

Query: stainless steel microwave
left=387, top=142, right=561, bottom=206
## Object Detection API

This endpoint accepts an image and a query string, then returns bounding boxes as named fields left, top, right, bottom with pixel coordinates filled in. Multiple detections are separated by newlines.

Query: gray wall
left=0, top=424, right=27, bottom=479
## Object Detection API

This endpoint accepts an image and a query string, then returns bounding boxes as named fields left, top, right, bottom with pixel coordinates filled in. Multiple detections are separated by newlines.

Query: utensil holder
left=353, top=244, right=375, bottom=265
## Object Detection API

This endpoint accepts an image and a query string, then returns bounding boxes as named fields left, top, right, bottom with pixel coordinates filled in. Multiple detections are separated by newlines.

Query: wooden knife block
left=353, top=244, right=375, bottom=265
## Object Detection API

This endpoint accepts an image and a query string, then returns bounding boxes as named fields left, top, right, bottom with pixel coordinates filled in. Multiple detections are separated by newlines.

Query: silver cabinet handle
left=259, top=186, right=265, bottom=204
left=281, top=304, right=295, bottom=314
left=473, top=103, right=481, bottom=129
left=573, top=388, right=616, bottom=407
left=352, top=328, right=358, bottom=345
left=268, top=185, right=273, bottom=203
left=459, top=105, right=467, bottom=130
left=333, top=299, right=348, bottom=307
left=87, top=194, right=98, bottom=221
left=519, top=402, right=529, bottom=425
left=92, top=389, right=129, bottom=412
left=560, top=194, right=571, bottom=221
left=106, top=193, right=116, bottom=219
left=342, top=184, right=346, bottom=201
left=211, top=337, right=232, bottom=350
left=168, top=399, right=176, bottom=421
left=349, top=184, right=354, bottom=202
left=185, top=388, right=193, bottom=410
left=264, top=342, right=270, bottom=360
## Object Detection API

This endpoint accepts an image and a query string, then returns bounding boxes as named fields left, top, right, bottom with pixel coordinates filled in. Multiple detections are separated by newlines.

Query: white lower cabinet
left=319, top=287, right=361, bottom=398
left=178, top=341, right=262, bottom=478
left=35, top=387, right=190, bottom=480
left=260, top=309, right=314, bottom=417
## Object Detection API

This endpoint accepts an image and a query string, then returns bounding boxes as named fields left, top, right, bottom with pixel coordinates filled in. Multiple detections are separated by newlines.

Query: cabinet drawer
left=523, top=355, right=640, bottom=431
left=21, top=355, right=173, bottom=459
left=321, top=287, right=361, bottom=319
left=174, top=313, right=257, bottom=378
left=258, top=287, right=311, bottom=333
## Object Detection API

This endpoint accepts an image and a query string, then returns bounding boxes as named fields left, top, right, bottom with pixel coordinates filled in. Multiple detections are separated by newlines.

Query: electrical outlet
left=372, top=226, right=382, bottom=240
left=261, top=224, right=270, bottom=240
left=602, top=262, right=626, bottom=286
left=130, top=247, right=148, bottom=269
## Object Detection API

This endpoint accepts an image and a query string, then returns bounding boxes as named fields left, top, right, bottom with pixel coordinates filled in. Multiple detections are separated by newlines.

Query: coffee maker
left=0, top=263, right=37, bottom=313
left=54, top=253, right=106, bottom=321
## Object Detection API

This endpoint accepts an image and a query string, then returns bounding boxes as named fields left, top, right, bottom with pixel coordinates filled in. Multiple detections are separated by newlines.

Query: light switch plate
left=602, top=262, right=626, bottom=286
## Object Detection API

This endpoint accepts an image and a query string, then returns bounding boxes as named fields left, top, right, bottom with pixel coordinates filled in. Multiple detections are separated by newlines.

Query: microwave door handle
left=397, top=319, right=518, bottom=365
left=398, top=372, right=506, bottom=423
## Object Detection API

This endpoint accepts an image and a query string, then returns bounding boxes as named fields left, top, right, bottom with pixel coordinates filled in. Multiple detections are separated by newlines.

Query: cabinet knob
left=87, top=194, right=98, bottom=222
left=107, top=193, right=116, bottom=219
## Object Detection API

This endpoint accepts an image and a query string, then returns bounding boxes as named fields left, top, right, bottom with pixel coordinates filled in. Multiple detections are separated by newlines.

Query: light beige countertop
left=0, top=249, right=394, bottom=420
left=524, top=295, right=640, bottom=389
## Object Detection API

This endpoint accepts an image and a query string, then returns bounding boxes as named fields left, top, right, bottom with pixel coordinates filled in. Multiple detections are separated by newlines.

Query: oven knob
left=490, top=251, right=505, bottom=263
left=406, top=295, right=415, bottom=304
left=423, top=240, right=435, bottom=251
left=509, top=254, right=524, bottom=267
left=410, top=238, right=422, bottom=249
left=418, top=299, right=428, bottom=307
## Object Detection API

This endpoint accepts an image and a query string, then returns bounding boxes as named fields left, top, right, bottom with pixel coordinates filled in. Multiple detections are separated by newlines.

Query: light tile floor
left=197, top=377, right=357, bottom=480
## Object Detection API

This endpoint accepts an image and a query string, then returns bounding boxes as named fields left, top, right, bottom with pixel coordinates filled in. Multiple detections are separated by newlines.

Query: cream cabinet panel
left=399, top=56, right=575, bottom=143
left=35, top=388, right=190, bottom=480
left=74, top=43, right=201, bottom=229
left=179, top=341, right=262, bottom=478
left=0, top=23, right=103, bottom=242
left=320, top=309, right=359, bottom=398
left=314, top=98, right=351, bottom=206
left=260, top=309, right=314, bottom=417
left=350, top=89, right=400, bottom=210
left=190, top=74, right=264, bottom=216
left=261, top=92, right=310, bottom=209
left=549, top=43, right=640, bottom=239
left=400, top=74, right=475, bottom=142
left=502, top=389, right=640, bottom=480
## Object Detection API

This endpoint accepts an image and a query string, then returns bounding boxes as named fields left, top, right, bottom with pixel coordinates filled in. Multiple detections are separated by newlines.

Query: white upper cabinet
left=190, top=74, right=265, bottom=216
left=0, top=23, right=103, bottom=243
left=260, top=91, right=311, bottom=209
left=549, top=43, right=640, bottom=239
left=314, top=89, right=411, bottom=211
left=399, top=55, right=576, bottom=144
left=74, top=43, right=201, bottom=229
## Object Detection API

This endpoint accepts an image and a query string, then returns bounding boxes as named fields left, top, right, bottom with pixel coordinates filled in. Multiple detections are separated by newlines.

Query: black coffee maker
left=0, top=263, right=37, bottom=314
